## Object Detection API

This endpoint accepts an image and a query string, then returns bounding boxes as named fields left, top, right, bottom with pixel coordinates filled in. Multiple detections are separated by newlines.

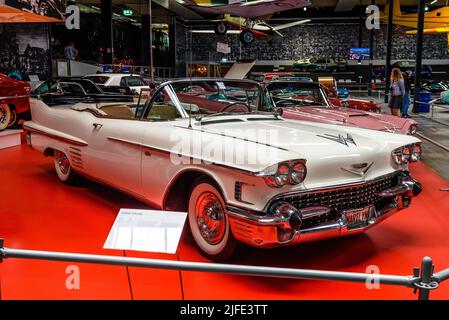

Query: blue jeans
left=402, top=93, right=411, bottom=116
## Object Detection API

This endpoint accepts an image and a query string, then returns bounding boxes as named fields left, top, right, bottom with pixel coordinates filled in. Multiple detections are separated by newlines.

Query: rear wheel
left=0, top=104, right=11, bottom=131
left=214, top=22, right=228, bottom=35
left=240, top=29, right=255, bottom=45
left=54, top=150, right=77, bottom=184
left=7, top=109, right=19, bottom=128
left=188, top=179, right=236, bottom=261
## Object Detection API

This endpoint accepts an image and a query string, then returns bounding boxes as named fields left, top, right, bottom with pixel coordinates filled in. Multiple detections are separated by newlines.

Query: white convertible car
left=24, top=79, right=422, bottom=261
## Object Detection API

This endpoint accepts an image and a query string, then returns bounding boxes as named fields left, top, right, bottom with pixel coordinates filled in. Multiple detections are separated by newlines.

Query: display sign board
left=217, top=42, right=231, bottom=54
left=104, top=209, right=187, bottom=254
left=0, top=0, right=67, bottom=23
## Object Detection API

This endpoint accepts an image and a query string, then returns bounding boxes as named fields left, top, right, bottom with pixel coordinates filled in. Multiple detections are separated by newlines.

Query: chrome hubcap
left=0, top=106, right=6, bottom=124
left=55, top=151, right=70, bottom=175
left=195, top=192, right=225, bottom=245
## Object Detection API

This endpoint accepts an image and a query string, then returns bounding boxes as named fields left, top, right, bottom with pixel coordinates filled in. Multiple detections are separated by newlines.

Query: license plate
left=344, top=206, right=372, bottom=228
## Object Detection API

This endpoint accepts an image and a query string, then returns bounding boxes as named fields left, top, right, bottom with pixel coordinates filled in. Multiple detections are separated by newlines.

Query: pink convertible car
left=266, top=81, right=417, bottom=135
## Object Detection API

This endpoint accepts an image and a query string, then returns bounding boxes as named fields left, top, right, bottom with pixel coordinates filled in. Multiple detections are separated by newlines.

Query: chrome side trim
left=0, top=95, right=29, bottom=100
left=23, top=125, right=88, bottom=147
left=107, top=136, right=255, bottom=175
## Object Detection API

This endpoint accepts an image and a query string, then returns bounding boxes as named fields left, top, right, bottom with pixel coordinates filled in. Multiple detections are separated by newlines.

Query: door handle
left=93, top=123, right=103, bottom=129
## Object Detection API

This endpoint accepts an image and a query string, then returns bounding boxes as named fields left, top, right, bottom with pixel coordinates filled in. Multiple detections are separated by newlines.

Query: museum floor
left=1, top=143, right=449, bottom=300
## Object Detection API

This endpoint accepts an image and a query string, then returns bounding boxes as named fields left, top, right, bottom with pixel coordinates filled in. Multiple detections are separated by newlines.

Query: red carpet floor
left=0, top=145, right=448, bottom=300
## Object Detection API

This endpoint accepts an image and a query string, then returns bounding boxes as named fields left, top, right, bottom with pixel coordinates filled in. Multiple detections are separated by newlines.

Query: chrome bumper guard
left=227, top=175, right=422, bottom=248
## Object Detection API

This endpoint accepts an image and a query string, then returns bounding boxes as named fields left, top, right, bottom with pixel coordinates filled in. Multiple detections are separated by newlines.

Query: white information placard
left=104, top=209, right=187, bottom=254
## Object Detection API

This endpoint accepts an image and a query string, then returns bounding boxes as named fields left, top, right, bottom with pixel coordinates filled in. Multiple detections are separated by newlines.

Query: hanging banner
left=0, top=0, right=67, bottom=23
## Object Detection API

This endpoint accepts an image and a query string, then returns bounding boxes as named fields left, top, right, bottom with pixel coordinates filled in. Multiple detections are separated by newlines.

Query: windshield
left=143, top=80, right=274, bottom=121
left=266, top=82, right=329, bottom=108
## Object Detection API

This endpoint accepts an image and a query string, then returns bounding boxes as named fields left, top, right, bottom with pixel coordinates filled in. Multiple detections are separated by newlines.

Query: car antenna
left=188, top=26, right=193, bottom=129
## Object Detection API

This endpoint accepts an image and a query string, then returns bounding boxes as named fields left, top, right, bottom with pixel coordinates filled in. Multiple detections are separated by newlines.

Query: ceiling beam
left=335, top=0, right=360, bottom=12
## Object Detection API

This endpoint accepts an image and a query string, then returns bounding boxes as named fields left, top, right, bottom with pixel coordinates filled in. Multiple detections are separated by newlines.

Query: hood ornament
left=341, top=162, right=374, bottom=177
left=317, top=133, right=357, bottom=147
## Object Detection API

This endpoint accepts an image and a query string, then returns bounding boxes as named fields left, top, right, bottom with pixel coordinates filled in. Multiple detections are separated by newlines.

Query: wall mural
left=179, top=23, right=449, bottom=62
left=0, top=23, right=50, bottom=80
left=3, top=0, right=67, bottom=21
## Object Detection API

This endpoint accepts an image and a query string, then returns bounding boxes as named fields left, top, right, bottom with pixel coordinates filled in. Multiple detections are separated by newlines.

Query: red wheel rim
left=55, top=151, right=70, bottom=175
left=195, top=191, right=226, bottom=245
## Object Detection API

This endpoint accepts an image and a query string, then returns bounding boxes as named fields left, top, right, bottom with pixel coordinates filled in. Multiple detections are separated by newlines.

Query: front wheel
left=188, top=179, right=236, bottom=261
left=240, top=29, right=255, bottom=46
left=54, top=150, right=77, bottom=184
left=0, top=104, right=11, bottom=131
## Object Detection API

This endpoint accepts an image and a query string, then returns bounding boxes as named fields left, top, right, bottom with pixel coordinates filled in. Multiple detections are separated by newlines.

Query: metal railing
left=0, top=238, right=447, bottom=300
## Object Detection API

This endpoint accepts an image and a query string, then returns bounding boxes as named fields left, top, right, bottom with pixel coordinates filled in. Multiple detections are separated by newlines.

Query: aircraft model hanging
left=180, top=0, right=311, bottom=44
left=190, top=14, right=311, bottom=45
left=381, top=0, right=449, bottom=51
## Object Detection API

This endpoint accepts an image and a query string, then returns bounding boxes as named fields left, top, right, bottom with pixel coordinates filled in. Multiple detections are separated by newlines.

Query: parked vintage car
left=0, top=73, right=31, bottom=131
left=84, top=73, right=149, bottom=95
left=421, top=80, right=449, bottom=94
left=321, top=85, right=382, bottom=113
left=293, top=57, right=347, bottom=72
left=266, top=81, right=417, bottom=134
left=247, top=72, right=296, bottom=82
left=31, top=78, right=134, bottom=106
left=24, top=79, right=422, bottom=260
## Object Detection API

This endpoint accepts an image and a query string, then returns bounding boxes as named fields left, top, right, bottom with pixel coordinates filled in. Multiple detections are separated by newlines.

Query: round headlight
left=408, top=124, right=418, bottom=135
left=290, top=161, right=307, bottom=184
left=401, top=146, right=411, bottom=163
left=392, top=148, right=403, bottom=165
left=275, top=164, right=290, bottom=187
left=411, top=143, right=422, bottom=162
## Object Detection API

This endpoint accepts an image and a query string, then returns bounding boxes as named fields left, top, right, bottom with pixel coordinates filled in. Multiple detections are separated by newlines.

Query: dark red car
left=0, top=73, right=31, bottom=131
left=323, top=86, right=381, bottom=113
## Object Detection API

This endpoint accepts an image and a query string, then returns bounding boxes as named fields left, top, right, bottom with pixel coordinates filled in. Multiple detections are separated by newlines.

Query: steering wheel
left=220, top=102, right=251, bottom=113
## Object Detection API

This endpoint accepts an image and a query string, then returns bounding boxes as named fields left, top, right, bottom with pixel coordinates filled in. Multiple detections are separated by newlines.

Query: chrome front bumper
left=227, top=173, right=422, bottom=248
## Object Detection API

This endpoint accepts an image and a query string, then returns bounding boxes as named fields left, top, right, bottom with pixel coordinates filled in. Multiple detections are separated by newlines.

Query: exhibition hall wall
left=176, top=23, right=449, bottom=62
left=0, top=23, right=51, bottom=80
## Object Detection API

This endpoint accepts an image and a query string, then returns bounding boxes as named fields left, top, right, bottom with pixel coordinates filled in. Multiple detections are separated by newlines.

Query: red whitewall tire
left=188, top=179, right=236, bottom=261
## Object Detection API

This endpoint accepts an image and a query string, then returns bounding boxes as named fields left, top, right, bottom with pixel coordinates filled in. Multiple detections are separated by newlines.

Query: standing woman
left=388, top=68, right=406, bottom=116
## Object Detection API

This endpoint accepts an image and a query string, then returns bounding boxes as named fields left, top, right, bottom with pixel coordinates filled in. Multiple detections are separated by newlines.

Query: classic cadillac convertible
left=24, top=79, right=422, bottom=261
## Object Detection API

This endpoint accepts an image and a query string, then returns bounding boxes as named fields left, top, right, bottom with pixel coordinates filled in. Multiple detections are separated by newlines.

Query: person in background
left=401, top=69, right=413, bottom=118
left=64, top=42, right=78, bottom=61
left=388, top=68, right=405, bottom=117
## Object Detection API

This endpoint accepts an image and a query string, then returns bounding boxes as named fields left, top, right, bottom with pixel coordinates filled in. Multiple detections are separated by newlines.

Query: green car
left=293, top=57, right=347, bottom=72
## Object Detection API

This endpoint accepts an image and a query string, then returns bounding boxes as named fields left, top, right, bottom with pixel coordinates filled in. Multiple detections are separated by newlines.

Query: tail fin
left=384, top=0, right=402, bottom=17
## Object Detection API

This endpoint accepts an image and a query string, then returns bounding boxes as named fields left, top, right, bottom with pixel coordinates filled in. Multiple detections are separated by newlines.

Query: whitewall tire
left=0, top=104, right=11, bottom=131
left=188, top=180, right=236, bottom=261
left=54, top=150, right=77, bottom=184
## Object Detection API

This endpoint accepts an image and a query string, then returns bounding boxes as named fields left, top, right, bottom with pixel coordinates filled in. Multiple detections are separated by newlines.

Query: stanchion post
left=418, top=256, right=434, bottom=300
left=0, top=238, right=4, bottom=262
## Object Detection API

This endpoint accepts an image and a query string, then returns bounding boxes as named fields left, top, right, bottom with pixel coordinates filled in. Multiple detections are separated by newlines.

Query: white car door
left=139, top=84, right=189, bottom=207
left=82, top=114, right=147, bottom=197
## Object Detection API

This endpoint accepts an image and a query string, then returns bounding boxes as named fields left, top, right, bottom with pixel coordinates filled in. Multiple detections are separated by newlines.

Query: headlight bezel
left=391, top=143, right=422, bottom=166
left=258, top=160, right=307, bottom=188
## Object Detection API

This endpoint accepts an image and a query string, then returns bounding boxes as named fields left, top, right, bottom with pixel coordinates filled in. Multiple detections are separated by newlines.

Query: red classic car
left=0, top=73, right=31, bottom=131
left=324, top=86, right=382, bottom=113
left=319, top=77, right=382, bottom=113
left=267, top=81, right=417, bottom=135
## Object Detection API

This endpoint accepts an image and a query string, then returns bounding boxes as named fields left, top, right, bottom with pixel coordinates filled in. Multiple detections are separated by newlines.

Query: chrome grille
left=279, top=173, right=400, bottom=213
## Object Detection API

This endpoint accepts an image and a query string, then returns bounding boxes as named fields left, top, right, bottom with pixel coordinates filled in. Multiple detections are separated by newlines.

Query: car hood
left=282, top=106, right=410, bottom=132
left=175, top=115, right=420, bottom=189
